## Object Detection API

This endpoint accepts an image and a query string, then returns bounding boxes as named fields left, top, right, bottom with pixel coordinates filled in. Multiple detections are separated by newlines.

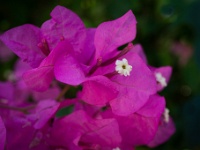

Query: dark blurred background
left=0, top=0, right=200, bottom=149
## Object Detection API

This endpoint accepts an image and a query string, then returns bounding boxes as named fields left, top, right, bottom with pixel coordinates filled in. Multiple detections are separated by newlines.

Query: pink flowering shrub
left=0, top=5, right=175, bottom=150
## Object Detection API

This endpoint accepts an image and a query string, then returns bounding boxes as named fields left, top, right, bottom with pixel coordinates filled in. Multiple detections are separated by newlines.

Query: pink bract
left=0, top=5, right=175, bottom=149
left=0, top=116, right=6, bottom=150
left=0, top=24, right=45, bottom=68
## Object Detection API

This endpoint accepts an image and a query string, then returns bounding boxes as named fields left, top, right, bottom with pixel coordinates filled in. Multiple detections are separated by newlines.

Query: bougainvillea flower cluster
left=0, top=5, right=175, bottom=150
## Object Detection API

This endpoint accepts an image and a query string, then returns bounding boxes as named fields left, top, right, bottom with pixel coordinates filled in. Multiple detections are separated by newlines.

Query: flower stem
left=104, top=71, right=118, bottom=78
left=56, top=85, right=70, bottom=102
left=101, top=43, right=133, bottom=67
left=88, top=43, right=133, bottom=76
left=87, top=57, right=102, bottom=75
left=0, top=103, right=35, bottom=113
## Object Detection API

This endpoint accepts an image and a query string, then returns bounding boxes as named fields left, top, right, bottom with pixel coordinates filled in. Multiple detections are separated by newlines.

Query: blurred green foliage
left=1, top=0, right=200, bottom=149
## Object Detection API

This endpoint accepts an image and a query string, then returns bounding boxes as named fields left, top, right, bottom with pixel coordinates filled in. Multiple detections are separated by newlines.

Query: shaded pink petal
left=80, top=119, right=121, bottom=147
left=33, top=99, right=60, bottom=129
left=48, top=110, right=121, bottom=149
left=14, top=59, right=32, bottom=79
left=74, top=98, right=102, bottom=117
left=23, top=66, right=54, bottom=92
left=81, top=76, right=119, bottom=106
left=54, top=54, right=86, bottom=86
left=0, top=116, right=6, bottom=150
left=0, top=81, right=14, bottom=102
left=59, top=98, right=77, bottom=110
left=29, top=138, right=50, bottom=150
left=78, top=28, right=96, bottom=65
left=23, top=40, right=73, bottom=91
left=14, top=80, right=31, bottom=105
left=0, top=24, right=45, bottom=68
left=47, top=110, right=89, bottom=149
left=137, top=94, right=166, bottom=118
left=41, top=5, right=86, bottom=52
left=119, top=145, right=135, bottom=150
left=5, top=117, right=35, bottom=150
left=118, top=114, right=159, bottom=146
left=148, top=117, right=176, bottom=147
left=132, top=44, right=147, bottom=63
left=116, top=96, right=165, bottom=146
left=94, top=10, right=137, bottom=59
left=8, top=60, right=32, bottom=104
left=0, top=39, right=14, bottom=62
left=33, top=86, right=60, bottom=101
left=110, top=87, right=152, bottom=116
left=40, top=39, right=74, bottom=66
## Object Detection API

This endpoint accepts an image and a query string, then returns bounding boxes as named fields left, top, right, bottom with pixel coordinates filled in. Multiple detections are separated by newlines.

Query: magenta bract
left=0, top=5, right=175, bottom=150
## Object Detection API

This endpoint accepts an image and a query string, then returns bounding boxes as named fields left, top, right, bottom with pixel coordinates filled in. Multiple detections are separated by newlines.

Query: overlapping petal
left=137, top=94, right=166, bottom=118
left=0, top=81, right=14, bottom=102
left=41, top=5, right=86, bottom=52
left=0, top=116, right=6, bottom=150
left=54, top=54, right=87, bottom=86
left=116, top=94, right=165, bottom=147
left=132, top=44, right=147, bottom=63
left=80, top=118, right=121, bottom=147
left=23, top=66, right=54, bottom=92
left=110, top=87, right=151, bottom=116
left=47, top=110, right=121, bottom=149
left=94, top=10, right=137, bottom=60
left=81, top=76, right=119, bottom=106
left=0, top=24, right=45, bottom=68
left=5, top=116, right=36, bottom=150
left=79, top=28, right=96, bottom=64
left=23, top=40, right=73, bottom=91
left=0, top=39, right=14, bottom=62
left=46, top=110, right=89, bottom=149
left=32, top=99, right=60, bottom=129
left=148, top=117, right=176, bottom=147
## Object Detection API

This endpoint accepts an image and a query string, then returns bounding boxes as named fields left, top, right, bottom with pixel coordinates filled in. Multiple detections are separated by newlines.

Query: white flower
left=113, top=147, right=120, bottom=150
left=155, top=72, right=167, bottom=87
left=115, top=58, right=132, bottom=76
left=163, top=108, right=170, bottom=123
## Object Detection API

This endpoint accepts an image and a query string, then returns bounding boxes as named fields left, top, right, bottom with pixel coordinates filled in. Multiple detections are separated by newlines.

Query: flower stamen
left=37, top=38, right=50, bottom=56
left=101, top=43, right=133, bottom=67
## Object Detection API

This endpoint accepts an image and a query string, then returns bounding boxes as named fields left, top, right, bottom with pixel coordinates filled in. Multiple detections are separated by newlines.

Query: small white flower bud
left=155, top=72, right=167, bottom=87
left=115, top=58, right=132, bottom=76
